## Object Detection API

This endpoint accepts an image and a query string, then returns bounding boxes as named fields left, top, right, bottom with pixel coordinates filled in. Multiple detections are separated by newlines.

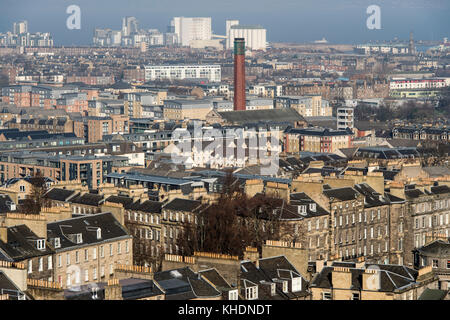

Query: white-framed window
left=84, top=269, right=89, bottom=282
left=48, top=256, right=52, bottom=270
left=54, top=237, right=61, bottom=248
left=126, top=241, right=129, bottom=253
left=58, top=255, right=62, bottom=267
left=75, top=251, right=79, bottom=263
left=109, top=244, right=113, bottom=256
left=84, top=249, right=89, bottom=261
left=93, top=247, right=97, bottom=260
left=100, top=246, right=104, bottom=258
left=323, top=292, right=332, bottom=300
left=66, top=253, right=70, bottom=265
left=245, top=286, right=258, bottom=300
left=38, top=257, right=43, bottom=272
left=37, top=239, right=46, bottom=250
left=228, top=290, right=238, bottom=300
left=118, top=242, right=121, bottom=254
left=100, top=266, right=105, bottom=277
left=93, top=267, right=97, bottom=280
left=292, top=277, right=302, bottom=292
left=307, top=221, right=311, bottom=231
left=109, top=264, right=114, bottom=275
left=27, top=260, right=33, bottom=274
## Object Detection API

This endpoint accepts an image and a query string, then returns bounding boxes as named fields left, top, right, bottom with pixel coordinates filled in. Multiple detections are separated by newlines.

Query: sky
left=0, top=0, right=449, bottom=46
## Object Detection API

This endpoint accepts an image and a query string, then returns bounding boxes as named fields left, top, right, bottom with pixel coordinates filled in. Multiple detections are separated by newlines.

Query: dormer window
left=37, top=239, right=46, bottom=250
left=96, top=228, right=101, bottom=240
left=76, top=233, right=83, bottom=244
left=245, top=286, right=258, bottom=300
left=271, top=283, right=276, bottom=296
left=282, top=281, right=288, bottom=293
left=54, top=237, right=61, bottom=249
left=298, top=205, right=307, bottom=214
left=309, top=203, right=316, bottom=212
left=228, top=289, right=238, bottom=300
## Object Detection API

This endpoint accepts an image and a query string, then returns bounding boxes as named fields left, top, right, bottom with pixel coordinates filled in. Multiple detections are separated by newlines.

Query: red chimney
left=233, top=38, right=246, bottom=111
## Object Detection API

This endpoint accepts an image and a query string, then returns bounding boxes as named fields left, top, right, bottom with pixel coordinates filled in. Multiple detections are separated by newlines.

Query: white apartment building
left=389, top=77, right=450, bottom=90
left=144, top=65, right=221, bottom=82
left=170, top=17, right=212, bottom=47
left=227, top=25, right=267, bottom=51
left=225, top=20, right=239, bottom=49
left=337, top=106, right=355, bottom=130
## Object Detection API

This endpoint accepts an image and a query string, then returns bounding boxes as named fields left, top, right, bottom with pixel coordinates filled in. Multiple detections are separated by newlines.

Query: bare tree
left=20, top=171, right=50, bottom=215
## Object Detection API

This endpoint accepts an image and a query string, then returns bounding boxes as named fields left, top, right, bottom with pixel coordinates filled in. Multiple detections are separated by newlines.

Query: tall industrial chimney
left=233, top=38, right=246, bottom=111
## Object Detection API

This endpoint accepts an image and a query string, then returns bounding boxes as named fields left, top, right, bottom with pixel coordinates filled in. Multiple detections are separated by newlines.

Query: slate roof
left=414, top=240, right=450, bottom=257
left=45, top=188, right=77, bottom=202
left=240, top=257, right=309, bottom=300
left=418, top=288, right=448, bottom=300
left=353, top=183, right=388, bottom=208
left=422, top=166, right=450, bottom=178
left=0, top=194, right=17, bottom=213
left=311, top=264, right=418, bottom=293
left=153, top=267, right=221, bottom=300
left=70, top=193, right=104, bottom=206
left=64, top=278, right=164, bottom=300
left=130, top=200, right=163, bottom=213
left=198, top=268, right=233, bottom=290
left=323, top=187, right=361, bottom=201
left=104, top=196, right=135, bottom=209
left=404, top=189, right=424, bottom=199
left=46, top=212, right=131, bottom=251
left=218, top=109, right=305, bottom=124
left=162, top=198, right=202, bottom=212
left=0, top=225, right=54, bottom=262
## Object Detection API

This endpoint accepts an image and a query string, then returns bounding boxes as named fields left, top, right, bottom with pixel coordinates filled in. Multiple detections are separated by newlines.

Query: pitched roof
left=323, top=187, right=361, bottom=201
left=414, top=240, right=450, bottom=257
left=0, top=225, right=54, bottom=262
left=70, top=193, right=104, bottom=206
left=46, top=212, right=131, bottom=251
left=418, top=288, right=448, bottom=300
left=153, top=267, right=221, bottom=299
left=162, top=198, right=202, bottom=212
left=45, top=188, right=77, bottom=202
left=218, top=108, right=305, bottom=124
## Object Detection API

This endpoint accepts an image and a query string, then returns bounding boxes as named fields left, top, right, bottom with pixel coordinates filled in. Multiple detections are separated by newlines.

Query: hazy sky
left=1, top=0, right=449, bottom=45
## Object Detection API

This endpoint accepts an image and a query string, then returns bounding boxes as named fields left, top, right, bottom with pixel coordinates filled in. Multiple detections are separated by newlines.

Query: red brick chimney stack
left=233, top=38, right=246, bottom=111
